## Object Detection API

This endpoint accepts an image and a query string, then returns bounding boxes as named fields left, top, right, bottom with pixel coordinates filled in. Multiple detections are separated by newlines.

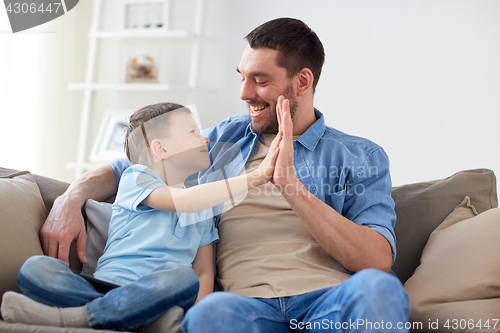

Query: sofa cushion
left=0, top=167, right=69, bottom=219
left=404, top=197, right=500, bottom=332
left=0, top=171, right=45, bottom=298
left=82, top=199, right=112, bottom=276
left=391, top=168, right=498, bottom=283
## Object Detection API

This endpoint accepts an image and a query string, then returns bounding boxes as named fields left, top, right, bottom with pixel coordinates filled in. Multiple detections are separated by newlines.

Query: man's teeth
left=250, top=105, right=267, bottom=113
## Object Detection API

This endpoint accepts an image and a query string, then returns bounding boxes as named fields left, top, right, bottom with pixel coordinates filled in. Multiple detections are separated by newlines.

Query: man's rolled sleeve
left=342, top=148, right=397, bottom=263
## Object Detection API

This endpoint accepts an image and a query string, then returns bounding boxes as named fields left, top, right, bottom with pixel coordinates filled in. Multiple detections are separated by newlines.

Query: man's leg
left=292, top=268, right=410, bottom=333
left=87, top=262, right=199, bottom=330
left=182, top=292, right=289, bottom=333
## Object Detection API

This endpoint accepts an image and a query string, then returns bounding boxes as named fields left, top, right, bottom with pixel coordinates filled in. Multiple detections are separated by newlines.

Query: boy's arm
left=40, top=165, right=118, bottom=264
left=144, top=133, right=281, bottom=213
left=191, top=243, right=215, bottom=302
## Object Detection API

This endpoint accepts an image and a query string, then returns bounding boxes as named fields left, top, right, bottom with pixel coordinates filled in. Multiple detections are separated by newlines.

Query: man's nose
left=240, top=79, right=257, bottom=101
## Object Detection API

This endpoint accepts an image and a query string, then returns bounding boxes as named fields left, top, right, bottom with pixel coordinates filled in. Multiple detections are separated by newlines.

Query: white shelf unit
left=67, top=0, right=205, bottom=178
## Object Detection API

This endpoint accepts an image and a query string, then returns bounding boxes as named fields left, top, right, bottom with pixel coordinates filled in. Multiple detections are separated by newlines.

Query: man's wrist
left=58, top=191, right=86, bottom=210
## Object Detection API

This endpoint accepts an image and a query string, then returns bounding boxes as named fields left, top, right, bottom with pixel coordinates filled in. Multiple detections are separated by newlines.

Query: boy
left=1, top=102, right=281, bottom=331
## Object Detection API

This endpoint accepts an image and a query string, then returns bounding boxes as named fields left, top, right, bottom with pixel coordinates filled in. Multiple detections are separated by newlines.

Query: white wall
left=206, top=0, right=500, bottom=186
left=1, top=0, right=499, bottom=187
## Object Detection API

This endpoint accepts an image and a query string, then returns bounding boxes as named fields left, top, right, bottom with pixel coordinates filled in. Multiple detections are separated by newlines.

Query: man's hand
left=39, top=164, right=119, bottom=265
left=272, top=95, right=299, bottom=191
left=40, top=194, right=88, bottom=265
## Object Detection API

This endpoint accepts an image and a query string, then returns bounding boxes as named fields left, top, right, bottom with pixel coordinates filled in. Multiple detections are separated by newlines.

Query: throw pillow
left=391, top=168, right=498, bottom=283
left=404, top=196, right=500, bottom=332
left=82, top=199, right=112, bottom=276
left=0, top=171, right=45, bottom=297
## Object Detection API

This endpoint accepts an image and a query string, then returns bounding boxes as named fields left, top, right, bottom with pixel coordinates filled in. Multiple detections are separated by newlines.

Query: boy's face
left=162, top=111, right=210, bottom=173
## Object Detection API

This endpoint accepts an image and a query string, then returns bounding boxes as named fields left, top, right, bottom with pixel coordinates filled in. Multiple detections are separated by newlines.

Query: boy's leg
left=182, top=292, right=289, bottom=333
left=17, top=255, right=104, bottom=306
left=2, top=255, right=103, bottom=327
left=87, top=262, right=199, bottom=330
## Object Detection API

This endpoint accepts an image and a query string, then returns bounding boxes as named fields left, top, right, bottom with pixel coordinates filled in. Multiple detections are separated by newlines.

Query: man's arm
left=40, top=165, right=118, bottom=264
left=273, top=97, right=393, bottom=273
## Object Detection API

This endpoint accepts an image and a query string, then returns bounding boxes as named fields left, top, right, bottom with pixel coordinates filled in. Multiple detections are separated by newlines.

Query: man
left=42, top=18, right=409, bottom=332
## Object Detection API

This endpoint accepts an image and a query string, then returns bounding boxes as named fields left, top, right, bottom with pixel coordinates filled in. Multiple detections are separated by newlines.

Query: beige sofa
left=0, top=166, right=498, bottom=333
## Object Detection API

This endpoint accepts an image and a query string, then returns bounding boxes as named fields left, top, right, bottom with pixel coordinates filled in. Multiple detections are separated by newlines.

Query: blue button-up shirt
left=110, top=109, right=397, bottom=264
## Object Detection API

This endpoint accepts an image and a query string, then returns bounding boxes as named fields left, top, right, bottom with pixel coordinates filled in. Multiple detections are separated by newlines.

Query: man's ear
left=150, top=139, right=169, bottom=160
left=296, top=68, right=314, bottom=96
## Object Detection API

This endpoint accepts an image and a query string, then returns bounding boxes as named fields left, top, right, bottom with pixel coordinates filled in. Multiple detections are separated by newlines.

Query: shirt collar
left=296, top=108, right=325, bottom=151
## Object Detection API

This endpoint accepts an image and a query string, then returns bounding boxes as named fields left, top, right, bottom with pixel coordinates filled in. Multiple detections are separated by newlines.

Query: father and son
left=1, top=18, right=410, bottom=332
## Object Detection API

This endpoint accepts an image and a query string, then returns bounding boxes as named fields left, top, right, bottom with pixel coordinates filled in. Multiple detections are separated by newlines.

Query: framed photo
left=121, top=45, right=162, bottom=83
left=90, top=111, right=131, bottom=162
left=124, top=54, right=159, bottom=83
left=120, top=0, right=169, bottom=30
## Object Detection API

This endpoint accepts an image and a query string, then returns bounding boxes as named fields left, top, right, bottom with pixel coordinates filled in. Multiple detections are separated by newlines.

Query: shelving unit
left=67, top=0, right=205, bottom=178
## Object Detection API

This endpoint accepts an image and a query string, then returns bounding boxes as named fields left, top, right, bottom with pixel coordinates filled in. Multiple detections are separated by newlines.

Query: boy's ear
left=150, top=139, right=169, bottom=160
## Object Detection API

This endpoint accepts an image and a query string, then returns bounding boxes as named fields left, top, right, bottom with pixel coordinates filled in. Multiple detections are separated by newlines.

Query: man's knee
left=183, top=292, right=241, bottom=331
left=185, top=292, right=232, bottom=319
left=351, top=268, right=408, bottom=306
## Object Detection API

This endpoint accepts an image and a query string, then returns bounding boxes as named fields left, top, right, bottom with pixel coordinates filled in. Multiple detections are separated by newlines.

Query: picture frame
left=120, top=0, right=169, bottom=30
left=121, top=45, right=162, bottom=83
left=90, top=111, right=131, bottom=162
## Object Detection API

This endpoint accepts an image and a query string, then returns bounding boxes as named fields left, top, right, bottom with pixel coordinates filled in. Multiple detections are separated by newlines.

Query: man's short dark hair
left=125, top=102, right=191, bottom=165
left=245, top=17, right=325, bottom=92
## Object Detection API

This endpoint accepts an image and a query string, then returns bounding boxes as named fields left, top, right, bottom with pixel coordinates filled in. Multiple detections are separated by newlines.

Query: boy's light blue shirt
left=110, top=109, right=397, bottom=268
left=94, top=164, right=219, bottom=286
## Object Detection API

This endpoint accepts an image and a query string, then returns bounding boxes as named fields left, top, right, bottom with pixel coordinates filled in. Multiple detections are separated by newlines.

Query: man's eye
left=256, top=81, right=267, bottom=85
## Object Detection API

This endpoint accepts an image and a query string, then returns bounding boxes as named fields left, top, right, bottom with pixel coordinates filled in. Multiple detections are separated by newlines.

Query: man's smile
left=249, top=103, right=270, bottom=118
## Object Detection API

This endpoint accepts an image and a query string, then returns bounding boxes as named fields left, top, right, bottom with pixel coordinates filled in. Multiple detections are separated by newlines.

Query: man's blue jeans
left=17, top=255, right=199, bottom=330
left=183, top=269, right=409, bottom=333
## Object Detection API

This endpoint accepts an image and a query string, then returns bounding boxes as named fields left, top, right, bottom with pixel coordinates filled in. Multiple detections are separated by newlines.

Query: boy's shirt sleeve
left=109, top=158, right=132, bottom=190
left=115, top=164, right=165, bottom=212
left=199, top=210, right=219, bottom=248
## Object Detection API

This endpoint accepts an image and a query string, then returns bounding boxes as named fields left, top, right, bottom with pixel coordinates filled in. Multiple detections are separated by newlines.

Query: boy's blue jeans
left=17, top=255, right=199, bottom=330
left=182, top=268, right=410, bottom=333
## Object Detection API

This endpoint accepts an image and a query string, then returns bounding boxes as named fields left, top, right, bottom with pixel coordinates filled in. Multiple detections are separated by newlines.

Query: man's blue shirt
left=110, top=109, right=397, bottom=263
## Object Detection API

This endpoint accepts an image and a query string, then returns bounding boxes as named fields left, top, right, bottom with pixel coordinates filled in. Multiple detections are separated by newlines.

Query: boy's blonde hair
left=125, top=102, right=192, bottom=165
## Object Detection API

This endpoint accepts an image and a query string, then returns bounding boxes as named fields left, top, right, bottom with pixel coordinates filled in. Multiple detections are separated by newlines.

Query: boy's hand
left=255, top=131, right=282, bottom=184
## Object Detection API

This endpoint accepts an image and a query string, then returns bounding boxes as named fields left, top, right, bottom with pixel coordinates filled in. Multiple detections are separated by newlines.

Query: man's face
left=237, top=46, right=297, bottom=134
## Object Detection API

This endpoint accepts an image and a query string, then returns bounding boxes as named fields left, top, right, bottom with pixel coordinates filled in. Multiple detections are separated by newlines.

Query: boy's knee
left=19, top=256, right=57, bottom=278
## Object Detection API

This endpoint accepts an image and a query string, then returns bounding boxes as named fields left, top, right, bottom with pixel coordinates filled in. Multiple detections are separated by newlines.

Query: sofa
left=0, top=166, right=498, bottom=333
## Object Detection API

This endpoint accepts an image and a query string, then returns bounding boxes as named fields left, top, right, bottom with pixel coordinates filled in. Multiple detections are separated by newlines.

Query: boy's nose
left=203, top=136, right=210, bottom=145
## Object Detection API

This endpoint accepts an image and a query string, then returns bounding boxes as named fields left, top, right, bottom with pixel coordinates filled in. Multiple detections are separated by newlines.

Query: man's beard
left=249, top=84, right=298, bottom=134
